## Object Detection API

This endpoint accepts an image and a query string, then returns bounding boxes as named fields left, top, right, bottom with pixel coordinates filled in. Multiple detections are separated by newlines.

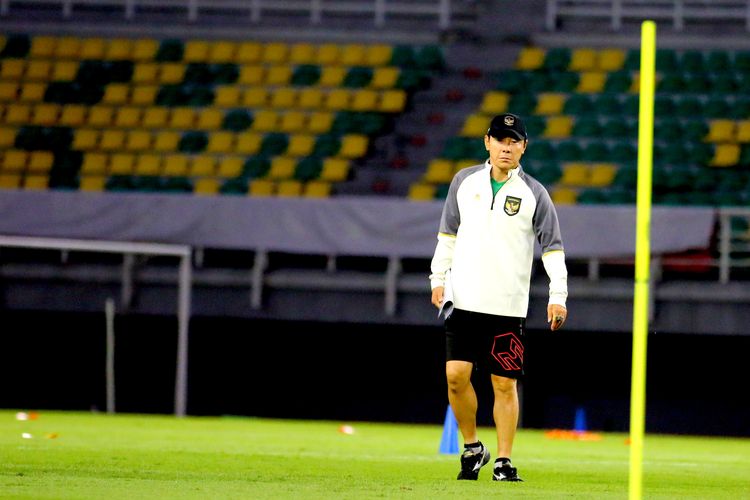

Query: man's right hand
left=431, top=286, right=444, bottom=309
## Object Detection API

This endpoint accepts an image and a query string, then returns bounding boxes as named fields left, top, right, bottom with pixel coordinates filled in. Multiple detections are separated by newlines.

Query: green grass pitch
left=2, top=410, right=749, bottom=499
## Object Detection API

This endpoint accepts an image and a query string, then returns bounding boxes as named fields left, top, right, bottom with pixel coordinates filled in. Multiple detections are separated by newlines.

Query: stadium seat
left=705, top=120, right=736, bottom=143
left=304, top=180, right=332, bottom=198
left=515, top=47, right=545, bottom=70
left=249, top=179, right=275, bottom=196
left=543, top=116, right=573, bottom=139
left=235, top=131, right=262, bottom=154
left=408, top=183, right=436, bottom=200
left=217, top=156, right=244, bottom=177
left=268, top=157, right=296, bottom=181
left=189, top=155, right=216, bottom=177
left=534, top=93, right=565, bottom=115
left=423, top=159, right=454, bottom=183
left=236, top=41, right=262, bottom=64
left=134, top=154, right=161, bottom=176
left=569, top=48, right=597, bottom=71
left=479, top=91, right=509, bottom=115
left=597, top=48, right=626, bottom=71
left=320, top=158, right=349, bottom=182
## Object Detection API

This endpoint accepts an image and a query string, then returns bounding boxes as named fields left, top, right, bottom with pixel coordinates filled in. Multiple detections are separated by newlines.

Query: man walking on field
left=429, top=113, right=569, bottom=481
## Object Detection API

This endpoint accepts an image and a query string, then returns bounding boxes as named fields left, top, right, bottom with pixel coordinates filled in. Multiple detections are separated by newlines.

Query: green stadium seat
left=654, top=118, right=684, bottom=142
left=156, top=39, right=184, bottom=61
left=495, top=71, right=528, bottom=94
left=291, top=64, right=321, bottom=86
left=260, top=133, right=289, bottom=156
left=679, top=50, right=705, bottom=73
left=313, top=134, right=341, bottom=157
left=243, top=156, right=271, bottom=178
left=683, top=74, right=710, bottom=93
left=591, top=94, right=622, bottom=116
left=522, top=140, right=555, bottom=161
left=343, top=66, right=373, bottom=88
left=655, top=49, right=678, bottom=72
left=550, top=71, right=580, bottom=92
left=524, top=115, right=546, bottom=137
left=706, top=51, right=732, bottom=72
left=390, top=45, right=416, bottom=67
left=682, top=120, right=709, bottom=142
left=562, top=93, right=594, bottom=116
left=416, top=45, right=445, bottom=71
left=673, top=96, right=703, bottom=116
left=610, top=142, right=637, bottom=163
left=178, top=131, right=208, bottom=153
left=603, top=71, right=632, bottom=93
left=581, top=142, right=610, bottom=161
left=543, top=48, right=571, bottom=71
left=294, top=157, right=323, bottom=181
left=600, top=118, right=634, bottom=139
left=0, top=34, right=30, bottom=58
left=571, top=117, right=601, bottom=138
left=556, top=140, right=583, bottom=161
left=654, top=95, right=675, bottom=116
left=709, top=74, right=737, bottom=95
left=623, top=49, right=640, bottom=71
left=508, top=93, right=537, bottom=115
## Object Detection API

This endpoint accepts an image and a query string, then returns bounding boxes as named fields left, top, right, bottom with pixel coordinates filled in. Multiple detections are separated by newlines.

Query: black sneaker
left=492, top=460, right=523, bottom=482
left=456, top=444, right=490, bottom=480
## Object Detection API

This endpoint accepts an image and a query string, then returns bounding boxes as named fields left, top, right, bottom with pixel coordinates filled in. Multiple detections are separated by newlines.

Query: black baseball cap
left=487, top=113, right=527, bottom=140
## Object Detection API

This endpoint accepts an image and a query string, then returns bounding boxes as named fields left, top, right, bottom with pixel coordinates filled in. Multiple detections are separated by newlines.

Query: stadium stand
left=0, top=33, right=445, bottom=197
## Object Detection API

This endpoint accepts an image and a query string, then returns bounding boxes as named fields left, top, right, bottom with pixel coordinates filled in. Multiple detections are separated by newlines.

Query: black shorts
left=445, top=308, right=526, bottom=378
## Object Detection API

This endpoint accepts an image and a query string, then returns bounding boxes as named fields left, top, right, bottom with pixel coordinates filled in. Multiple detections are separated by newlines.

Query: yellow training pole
left=629, top=20, right=656, bottom=500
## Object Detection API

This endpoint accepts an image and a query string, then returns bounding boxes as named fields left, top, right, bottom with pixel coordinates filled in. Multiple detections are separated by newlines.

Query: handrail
left=546, top=0, right=750, bottom=32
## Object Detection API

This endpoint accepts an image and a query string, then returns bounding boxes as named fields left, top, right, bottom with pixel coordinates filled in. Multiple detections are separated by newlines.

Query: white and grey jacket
left=429, top=160, right=568, bottom=318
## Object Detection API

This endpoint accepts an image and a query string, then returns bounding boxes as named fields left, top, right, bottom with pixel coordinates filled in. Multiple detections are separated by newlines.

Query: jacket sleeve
left=429, top=175, right=461, bottom=289
left=532, top=182, right=568, bottom=306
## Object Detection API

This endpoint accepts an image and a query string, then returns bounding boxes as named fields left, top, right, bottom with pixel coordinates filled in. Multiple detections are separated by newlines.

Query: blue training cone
left=574, top=407, right=588, bottom=432
left=439, top=405, right=459, bottom=454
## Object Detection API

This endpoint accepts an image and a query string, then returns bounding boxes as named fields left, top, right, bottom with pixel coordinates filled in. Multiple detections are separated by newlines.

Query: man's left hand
left=547, top=304, right=567, bottom=331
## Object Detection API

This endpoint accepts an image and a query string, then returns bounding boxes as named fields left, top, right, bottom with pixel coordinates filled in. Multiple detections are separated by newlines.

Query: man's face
left=484, top=134, right=527, bottom=170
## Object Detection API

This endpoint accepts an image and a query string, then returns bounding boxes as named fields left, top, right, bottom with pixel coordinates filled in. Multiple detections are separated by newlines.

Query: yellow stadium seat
left=159, top=63, right=185, bottom=84
left=51, top=61, right=78, bottom=81
left=189, top=156, right=216, bottom=177
left=552, top=187, right=578, bottom=205
left=298, top=88, right=323, bottom=109
left=130, top=85, right=158, bottom=105
left=169, top=108, right=196, bottom=129
left=461, top=114, right=491, bottom=137
left=351, top=89, right=379, bottom=111
left=134, top=154, right=161, bottom=176
left=560, top=162, right=590, bottom=186
left=153, top=131, right=180, bottom=151
left=236, top=41, right=263, bottom=64
left=2, top=150, right=27, bottom=172
left=338, top=135, right=368, bottom=158
left=249, top=179, right=274, bottom=196
left=379, top=89, right=406, bottom=113
left=217, top=156, right=244, bottom=177
left=59, top=105, right=86, bottom=126
left=320, top=158, right=349, bottom=182
left=569, top=48, right=598, bottom=71
left=252, top=110, right=279, bottom=132
left=262, top=42, right=288, bottom=64
left=114, top=107, right=142, bottom=128
left=543, top=116, right=573, bottom=139
left=324, top=89, right=351, bottom=110
left=304, top=180, right=332, bottom=198
left=23, top=174, right=49, bottom=190
left=55, top=37, right=81, bottom=58
left=515, top=47, right=545, bottom=70
left=79, top=175, right=107, bottom=191
left=19, top=83, right=45, bottom=103
left=277, top=179, right=303, bottom=197
left=102, top=84, right=130, bottom=105
left=105, top=38, right=133, bottom=59
left=125, top=130, right=152, bottom=151
left=287, top=134, right=315, bottom=156
left=279, top=111, right=307, bottom=133
left=81, top=153, right=108, bottom=175
left=4, top=104, right=31, bottom=124
left=265, top=65, right=292, bottom=86
left=206, top=131, right=234, bottom=153
left=0, top=59, right=24, bottom=80
left=308, top=111, right=334, bottom=134
left=576, top=71, right=607, bottom=93
left=30, top=36, right=56, bottom=58
left=72, top=129, right=100, bottom=150
left=480, top=91, right=509, bottom=115
left=270, top=87, right=297, bottom=108
left=184, top=40, right=210, bottom=62
left=0, top=173, right=22, bottom=189
left=235, top=132, right=262, bottom=154
left=194, top=178, right=220, bottom=195
left=366, top=44, right=393, bottom=66
left=589, top=163, right=617, bottom=187
left=316, top=44, right=341, bottom=65
left=80, top=38, right=106, bottom=59
left=705, top=120, right=736, bottom=143
left=340, top=44, right=367, bottom=66
left=197, top=108, right=224, bottom=129
left=535, top=93, right=566, bottom=115
left=289, top=43, right=316, bottom=64
left=215, top=86, right=241, bottom=107
left=133, top=63, right=158, bottom=83
left=142, top=107, right=169, bottom=128
left=163, top=154, right=189, bottom=176
left=319, top=66, right=347, bottom=87
left=597, top=48, right=626, bottom=71
left=709, top=144, right=740, bottom=167
left=629, top=72, right=640, bottom=93
left=132, top=39, right=158, bottom=61
left=455, top=159, right=479, bottom=172
left=27, top=151, right=54, bottom=173
left=736, top=120, right=750, bottom=143
left=0, top=127, right=16, bottom=148
left=109, top=153, right=135, bottom=175
left=31, top=104, right=60, bottom=126
left=100, top=130, right=126, bottom=151
left=87, top=106, right=114, bottom=127
left=408, top=183, right=436, bottom=201
left=0, top=82, right=17, bottom=101
left=423, top=159, right=455, bottom=183
left=25, top=60, right=51, bottom=81
left=242, top=87, right=268, bottom=107
left=370, top=67, right=400, bottom=89
left=209, top=41, right=236, bottom=63
left=268, top=157, right=297, bottom=179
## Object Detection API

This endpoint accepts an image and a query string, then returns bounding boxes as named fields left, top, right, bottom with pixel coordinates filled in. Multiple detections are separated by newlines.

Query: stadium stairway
left=338, top=43, right=523, bottom=197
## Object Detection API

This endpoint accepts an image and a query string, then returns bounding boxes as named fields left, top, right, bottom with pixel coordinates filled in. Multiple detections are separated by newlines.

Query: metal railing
left=0, top=0, right=456, bottom=29
left=546, top=0, right=750, bottom=32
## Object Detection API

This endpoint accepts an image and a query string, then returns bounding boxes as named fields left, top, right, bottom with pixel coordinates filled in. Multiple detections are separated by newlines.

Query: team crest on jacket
left=504, top=196, right=521, bottom=216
